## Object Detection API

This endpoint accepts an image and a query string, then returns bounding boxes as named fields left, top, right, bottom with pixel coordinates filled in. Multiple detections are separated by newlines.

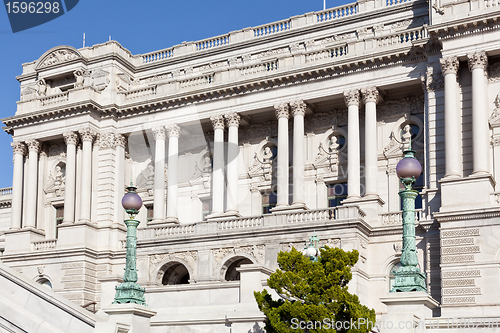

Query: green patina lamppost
left=303, top=233, right=320, bottom=262
left=391, top=140, right=426, bottom=292
left=113, top=183, right=147, bottom=305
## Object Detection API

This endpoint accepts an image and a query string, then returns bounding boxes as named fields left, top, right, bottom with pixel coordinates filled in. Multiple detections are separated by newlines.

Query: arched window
left=224, top=257, right=253, bottom=281
left=161, top=262, right=190, bottom=285
left=37, top=278, right=52, bottom=289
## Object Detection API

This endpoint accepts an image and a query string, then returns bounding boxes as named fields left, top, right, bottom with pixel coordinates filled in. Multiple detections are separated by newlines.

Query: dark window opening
left=262, top=192, right=277, bottom=214
left=327, top=183, right=348, bottom=207
left=162, top=263, right=190, bottom=285
left=224, top=257, right=253, bottom=281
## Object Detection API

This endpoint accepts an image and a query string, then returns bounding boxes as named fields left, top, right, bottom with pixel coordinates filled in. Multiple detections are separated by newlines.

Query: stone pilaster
left=291, top=100, right=307, bottom=208
left=344, top=90, right=361, bottom=199
left=361, top=87, right=379, bottom=198
left=274, top=103, right=290, bottom=208
left=63, top=132, right=78, bottom=224
left=151, top=126, right=166, bottom=224
left=225, top=113, right=241, bottom=215
left=166, top=124, right=180, bottom=223
left=10, top=142, right=26, bottom=230
left=78, top=128, right=96, bottom=223
left=210, top=115, right=225, bottom=216
left=24, top=139, right=40, bottom=228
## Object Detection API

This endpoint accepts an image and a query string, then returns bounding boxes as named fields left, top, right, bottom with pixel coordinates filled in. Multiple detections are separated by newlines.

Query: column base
left=391, top=267, right=427, bottom=292
left=290, top=202, right=308, bottom=210
left=165, top=217, right=180, bottom=224
left=96, top=303, right=156, bottom=333
left=439, top=173, right=495, bottom=212
left=380, top=291, right=439, bottom=333
left=222, top=210, right=242, bottom=218
left=205, top=212, right=225, bottom=220
left=342, top=195, right=384, bottom=225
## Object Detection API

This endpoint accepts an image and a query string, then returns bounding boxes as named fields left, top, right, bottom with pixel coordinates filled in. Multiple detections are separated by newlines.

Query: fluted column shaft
left=275, top=103, right=290, bottom=207
left=78, top=128, right=95, bottom=223
left=211, top=115, right=225, bottom=215
left=468, top=52, right=490, bottom=175
left=291, top=101, right=306, bottom=206
left=440, top=56, right=461, bottom=178
left=362, top=87, right=379, bottom=197
left=63, top=132, right=78, bottom=224
left=166, top=124, right=180, bottom=221
left=152, top=126, right=166, bottom=223
left=11, top=142, right=26, bottom=229
left=25, top=139, right=40, bottom=228
left=114, top=134, right=126, bottom=224
left=344, top=90, right=361, bottom=199
left=226, top=113, right=240, bottom=214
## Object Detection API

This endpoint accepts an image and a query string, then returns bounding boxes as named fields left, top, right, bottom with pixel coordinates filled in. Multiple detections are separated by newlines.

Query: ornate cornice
left=274, top=103, right=289, bottom=119
left=225, top=113, right=241, bottom=128
left=361, top=87, right=379, bottom=104
left=25, top=139, right=41, bottom=152
left=63, top=131, right=79, bottom=146
left=166, top=124, right=181, bottom=138
left=467, top=51, right=488, bottom=72
left=210, top=114, right=225, bottom=130
left=434, top=208, right=500, bottom=222
left=11, top=141, right=26, bottom=155
left=78, top=127, right=96, bottom=143
left=344, top=90, right=360, bottom=107
left=440, top=56, right=459, bottom=75
left=152, top=126, right=166, bottom=141
left=291, top=100, right=307, bottom=117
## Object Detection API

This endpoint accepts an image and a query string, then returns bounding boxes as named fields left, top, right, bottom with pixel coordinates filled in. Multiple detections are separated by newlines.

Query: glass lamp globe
left=122, top=191, right=143, bottom=213
left=396, top=156, right=422, bottom=179
left=305, top=246, right=317, bottom=257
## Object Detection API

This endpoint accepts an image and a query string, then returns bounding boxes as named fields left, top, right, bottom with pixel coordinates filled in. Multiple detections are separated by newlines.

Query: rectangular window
left=327, top=183, right=348, bottom=207
left=262, top=192, right=277, bottom=214
left=201, top=199, right=212, bottom=220
left=55, top=205, right=64, bottom=238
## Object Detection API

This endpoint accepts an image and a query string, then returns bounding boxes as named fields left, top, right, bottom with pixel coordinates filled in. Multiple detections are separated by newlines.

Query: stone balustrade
left=316, top=3, right=358, bottom=22
left=0, top=188, right=12, bottom=196
left=123, top=85, right=157, bottom=100
left=196, top=34, right=230, bottom=51
left=381, top=209, right=422, bottom=226
left=40, top=91, right=69, bottom=106
left=32, top=239, right=57, bottom=251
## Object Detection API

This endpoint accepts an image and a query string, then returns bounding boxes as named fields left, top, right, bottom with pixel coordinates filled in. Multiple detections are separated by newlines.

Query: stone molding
left=343, top=90, right=360, bottom=107
left=440, top=56, right=459, bottom=75
left=152, top=126, right=166, bottom=141
left=63, top=132, right=79, bottom=146
left=166, top=124, right=181, bottom=138
left=210, top=114, right=225, bottom=130
left=225, top=112, right=241, bottom=128
left=361, top=87, right=379, bottom=104
left=25, top=139, right=41, bottom=152
left=467, top=51, right=488, bottom=71
left=11, top=141, right=27, bottom=155
left=290, top=100, right=307, bottom=117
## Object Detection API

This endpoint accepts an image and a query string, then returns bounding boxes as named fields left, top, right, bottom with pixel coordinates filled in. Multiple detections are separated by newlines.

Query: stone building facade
left=1, top=0, right=500, bottom=331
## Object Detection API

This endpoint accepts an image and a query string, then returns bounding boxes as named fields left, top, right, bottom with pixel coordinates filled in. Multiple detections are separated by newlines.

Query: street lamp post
left=391, top=140, right=426, bottom=292
left=303, top=234, right=320, bottom=261
left=113, top=183, right=147, bottom=305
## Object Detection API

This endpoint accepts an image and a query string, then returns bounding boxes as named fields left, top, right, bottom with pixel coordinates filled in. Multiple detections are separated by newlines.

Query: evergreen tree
left=254, top=246, right=376, bottom=332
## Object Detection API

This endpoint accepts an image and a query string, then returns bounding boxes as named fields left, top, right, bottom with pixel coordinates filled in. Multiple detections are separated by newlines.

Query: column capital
left=63, top=131, right=79, bottom=146
left=79, top=127, right=97, bottom=143
left=152, top=126, right=166, bottom=140
left=115, top=133, right=127, bottom=148
left=467, top=51, right=488, bottom=71
left=210, top=114, right=225, bottom=130
left=344, top=90, right=360, bottom=107
left=166, top=124, right=181, bottom=138
left=440, top=56, right=459, bottom=75
left=361, top=87, right=379, bottom=104
left=25, top=139, right=41, bottom=152
left=11, top=141, right=27, bottom=155
left=274, top=103, right=290, bottom=119
left=291, top=100, right=307, bottom=117
left=225, top=112, right=241, bottom=127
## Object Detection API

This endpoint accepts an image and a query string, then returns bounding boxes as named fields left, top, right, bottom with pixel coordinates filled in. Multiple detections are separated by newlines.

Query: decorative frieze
left=149, top=251, right=198, bottom=269
left=279, top=241, right=306, bottom=252
left=441, top=255, right=475, bottom=263
left=38, top=48, right=79, bottom=68
left=442, top=279, right=475, bottom=287
left=442, top=297, right=476, bottom=304
left=213, top=245, right=265, bottom=264
left=442, top=288, right=481, bottom=295
left=441, top=238, right=474, bottom=247
left=441, top=246, right=480, bottom=255
left=442, top=229, right=480, bottom=238
left=442, top=270, right=481, bottom=279
left=440, top=56, right=459, bottom=75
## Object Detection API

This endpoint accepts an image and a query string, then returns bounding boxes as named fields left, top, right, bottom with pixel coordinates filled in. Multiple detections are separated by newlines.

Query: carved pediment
left=36, top=46, right=81, bottom=69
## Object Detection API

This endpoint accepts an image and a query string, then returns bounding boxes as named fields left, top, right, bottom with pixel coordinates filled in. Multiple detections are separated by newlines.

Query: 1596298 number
left=5, top=2, right=60, bottom=14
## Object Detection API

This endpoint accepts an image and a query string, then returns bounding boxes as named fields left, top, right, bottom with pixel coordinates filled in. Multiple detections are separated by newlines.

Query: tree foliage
left=254, top=246, right=376, bottom=332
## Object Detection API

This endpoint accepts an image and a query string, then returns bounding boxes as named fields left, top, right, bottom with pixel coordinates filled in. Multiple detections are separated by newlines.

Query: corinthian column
left=10, top=142, right=26, bottom=229
left=25, top=139, right=40, bottom=228
left=361, top=87, right=379, bottom=198
left=152, top=126, right=166, bottom=224
left=291, top=100, right=306, bottom=208
left=114, top=133, right=127, bottom=224
left=344, top=90, right=361, bottom=199
left=166, top=124, right=180, bottom=222
left=210, top=115, right=225, bottom=216
left=468, top=51, right=490, bottom=175
left=275, top=103, right=290, bottom=208
left=78, top=128, right=96, bottom=223
left=440, top=56, right=461, bottom=178
left=63, top=132, right=78, bottom=224
left=225, top=113, right=241, bottom=215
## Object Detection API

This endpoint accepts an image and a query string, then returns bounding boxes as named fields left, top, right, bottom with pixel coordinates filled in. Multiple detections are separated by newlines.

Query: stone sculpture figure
left=401, top=124, right=412, bottom=150
left=262, top=147, right=273, bottom=163
left=329, top=136, right=339, bottom=152
left=74, top=70, right=84, bottom=87
left=37, top=79, right=47, bottom=96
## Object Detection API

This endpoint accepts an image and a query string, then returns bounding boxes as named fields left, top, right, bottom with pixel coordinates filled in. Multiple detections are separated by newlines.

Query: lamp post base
left=113, top=282, right=147, bottom=305
left=391, top=267, right=427, bottom=292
